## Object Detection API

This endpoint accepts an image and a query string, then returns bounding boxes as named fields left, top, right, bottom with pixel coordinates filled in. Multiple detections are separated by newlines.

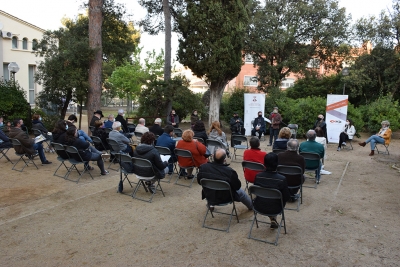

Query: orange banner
left=326, top=99, right=348, bottom=111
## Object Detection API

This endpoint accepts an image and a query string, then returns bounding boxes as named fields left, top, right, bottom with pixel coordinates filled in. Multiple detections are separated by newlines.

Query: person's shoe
left=209, top=205, right=215, bottom=212
left=358, top=142, right=366, bottom=147
left=186, top=175, right=195, bottom=179
left=148, top=184, right=156, bottom=194
left=270, top=218, right=279, bottom=229
left=167, top=171, right=173, bottom=175
left=42, top=160, right=52, bottom=165
left=342, top=142, right=346, bottom=146
left=267, top=144, right=272, bottom=146
left=321, top=170, right=332, bottom=175
left=317, top=178, right=320, bottom=184
left=101, top=170, right=109, bottom=175
left=337, top=147, right=341, bottom=151
left=369, top=150, right=374, bottom=156
left=101, top=153, right=111, bottom=160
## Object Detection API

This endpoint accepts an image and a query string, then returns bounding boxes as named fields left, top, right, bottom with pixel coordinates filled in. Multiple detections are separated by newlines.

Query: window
left=32, top=39, right=38, bottom=51
left=307, top=58, right=320, bottom=69
left=22, top=38, right=28, bottom=50
left=243, top=75, right=258, bottom=86
left=245, top=54, right=254, bottom=64
left=3, top=63, right=10, bottom=81
left=280, top=78, right=295, bottom=88
left=28, top=65, right=36, bottom=104
left=12, top=36, right=18, bottom=49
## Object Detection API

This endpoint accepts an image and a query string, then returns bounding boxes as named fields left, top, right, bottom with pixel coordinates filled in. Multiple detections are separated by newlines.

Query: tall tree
left=245, top=0, right=351, bottom=91
left=176, top=0, right=250, bottom=123
left=88, top=0, right=103, bottom=126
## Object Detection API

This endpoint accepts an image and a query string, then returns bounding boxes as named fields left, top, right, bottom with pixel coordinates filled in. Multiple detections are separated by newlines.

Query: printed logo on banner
left=253, top=96, right=257, bottom=102
left=329, top=120, right=342, bottom=123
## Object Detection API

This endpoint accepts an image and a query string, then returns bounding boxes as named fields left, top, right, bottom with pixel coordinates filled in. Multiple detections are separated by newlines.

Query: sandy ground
left=1, top=117, right=400, bottom=266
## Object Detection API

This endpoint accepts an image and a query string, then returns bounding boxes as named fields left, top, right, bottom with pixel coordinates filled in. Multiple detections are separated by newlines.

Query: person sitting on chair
left=197, top=148, right=253, bottom=212
left=104, top=114, right=115, bottom=129
left=337, top=119, right=356, bottom=151
left=299, top=130, right=324, bottom=184
left=149, top=118, right=164, bottom=137
left=31, top=114, right=53, bottom=142
left=277, top=139, right=305, bottom=202
left=273, top=127, right=291, bottom=150
left=208, top=121, right=229, bottom=156
left=90, top=110, right=104, bottom=127
left=133, top=132, right=168, bottom=194
left=109, top=121, right=133, bottom=156
left=193, top=120, right=208, bottom=143
left=135, top=118, right=149, bottom=134
left=254, top=153, right=290, bottom=229
left=243, top=137, right=267, bottom=184
left=67, top=114, right=93, bottom=144
left=156, top=125, right=179, bottom=175
left=8, top=118, right=52, bottom=165
left=190, top=110, right=199, bottom=129
left=358, top=120, right=392, bottom=156
left=251, top=111, right=266, bottom=139
left=92, top=120, right=110, bottom=151
left=230, top=112, right=245, bottom=147
left=115, top=109, right=133, bottom=133
left=0, top=128, right=13, bottom=148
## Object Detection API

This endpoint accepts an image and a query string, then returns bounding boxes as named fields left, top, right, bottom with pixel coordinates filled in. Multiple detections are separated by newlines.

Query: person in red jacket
left=243, top=137, right=267, bottom=184
left=176, top=129, right=208, bottom=178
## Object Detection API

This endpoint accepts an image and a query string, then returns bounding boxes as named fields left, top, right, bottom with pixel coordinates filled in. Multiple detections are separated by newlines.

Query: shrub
left=221, top=88, right=249, bottom=124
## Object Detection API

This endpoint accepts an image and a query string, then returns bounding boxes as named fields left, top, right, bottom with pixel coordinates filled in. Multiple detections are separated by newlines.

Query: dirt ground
left=1, top=116, right=400, bottom=266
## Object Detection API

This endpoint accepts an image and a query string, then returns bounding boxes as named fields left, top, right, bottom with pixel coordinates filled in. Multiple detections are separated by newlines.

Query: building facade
left=0, top=10, right=44, bottom=106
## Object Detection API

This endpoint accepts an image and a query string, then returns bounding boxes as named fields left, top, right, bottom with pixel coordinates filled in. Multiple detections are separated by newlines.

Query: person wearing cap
left=149, top=118, right=164, bottom=137
left=268, top=107, right=282, bottom=146
left=90, top=110, right=104, bottom=127
left=251, top=111, right=266, bottom=139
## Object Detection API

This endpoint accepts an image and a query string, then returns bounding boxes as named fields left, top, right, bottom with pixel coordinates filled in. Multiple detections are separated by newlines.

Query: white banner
left=326, top=94, right=348, bottom=143
left=244, top=94, right=265, bottom=136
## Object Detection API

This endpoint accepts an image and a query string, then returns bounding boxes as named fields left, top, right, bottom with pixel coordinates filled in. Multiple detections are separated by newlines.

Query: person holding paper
left=251, top=111, right=266, bottom=139
left=8, top=118, right=52, bottom=165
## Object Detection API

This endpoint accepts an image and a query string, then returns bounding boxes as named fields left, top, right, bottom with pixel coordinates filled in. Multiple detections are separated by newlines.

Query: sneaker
left=101, top=153, right=111, bottom=159
left=321, top=170, right=331, bottom=175
left=101, top=170, right=109, bottom=176
left=316, top=178, right=320, bottom=184
left=342, top=142, right=346, bottom=146
left=267, top=144, right=272, bottom=146
left=186, top=175, right=195, bottom=179
left=270, top=218, right=279, bottom=229
left=167, top=171, right=173, bottom=175
left=337, top=147, right=341, bottom=151
left=209, top=205, right=215, bottom=212
left=42, top=160, right=52, bottom=165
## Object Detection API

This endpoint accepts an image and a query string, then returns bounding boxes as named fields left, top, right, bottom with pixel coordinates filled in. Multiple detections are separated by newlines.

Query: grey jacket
left=109, top=130, right=130, bottom=151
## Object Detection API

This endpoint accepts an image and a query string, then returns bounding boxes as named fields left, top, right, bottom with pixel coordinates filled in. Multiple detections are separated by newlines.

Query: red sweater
left=243, top=148, right=267, bottom=183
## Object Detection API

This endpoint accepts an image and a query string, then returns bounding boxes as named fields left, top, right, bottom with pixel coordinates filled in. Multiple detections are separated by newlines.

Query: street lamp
left=342, top=67, right=349, bottom=95
left=8, top=62, right=20, bottom=82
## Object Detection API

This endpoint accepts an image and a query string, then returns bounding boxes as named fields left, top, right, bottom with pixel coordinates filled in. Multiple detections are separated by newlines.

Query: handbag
left=196, top=140, right=210, bottom=158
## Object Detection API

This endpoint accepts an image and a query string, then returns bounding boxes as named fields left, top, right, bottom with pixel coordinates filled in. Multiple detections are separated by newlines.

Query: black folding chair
left=64, top=145, right=94, bottom=183
left=89, top=126, right=95, bottom=134
left=272, top=149, right=286, bottom=154
left=174, top=148, right=198, bottom=188
left=107, top=138, right=125, bottom=171
left=206, top=139, right=229, bottom=161
left=10, top=138, right=38, bottom=172
left=117, top=153, right=141, bottom=194
left=0, top=146, right=13, bottom=164
left=200, top=178, right=239, bottom=232
left=241, top=160, right=265, bottom=193
left=91, top=136, right=109, bottom=153
left=131, top=157, right=165, bottom=203
left=193, top=137, right=205, bottom=145
left=248, top=185, right=287, bottom=245
left=105, top=128, right=112, bottom=134
left=134, top=132, right=143, bottom=144
left=232, top=135, right=248, bottom=160
left=277, top=165, right=303, bottom=212
left=174, top=128, right=183, bottom=138
left=51, top=142, right=70, bottom=179
left=299, top=152, right=321, bottom=189
left=155, top=146, right=177, bottom=183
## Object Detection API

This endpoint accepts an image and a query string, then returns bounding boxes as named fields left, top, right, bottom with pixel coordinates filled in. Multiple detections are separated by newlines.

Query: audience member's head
left=249, top=136, right=260, bottom=149
left=154, top=118, right=162, bottom=125
left=118, top=109, right=124, bottom=115
left=68, top=114, right=78, bottom=123
left=94, top=110, right=104, bottom=118
left=287, top=139, right=299, bottom=151
left=13, top=118, right=22, bottom=128
left=138, top=118, right=145, bottom=125
left=193, top=120, right=206, bottom=132
left=306, top=129, right=317, bottom=141
left=164, top=125, right=174, bottom=134
left=53, top=120, right=67, bottom=133
left=209, top=121, right=222, bottom=135
left=32, top=114, right=40, bottom=121
left=315, top=127, right=324, bottom=138
left=381, top=120, right=390, bottom=127
left=112, top=121, right=122, bottom=130
left=94, top=120, right=103, bottom=129
left=141, top=132, right=156, bottom=145
left=170, top=109, right=176, bottom=115
left=108, top=114, right=114, bottom=121
left=214, top=148, right=227, bottom=164
left=65, top=127, right=78, bottom=143
left=317, top=114, right=324, bottom=120
left=264, top=153, right=278, bottom=171
left=278, top=127, right=291, bottom=139
left=182, top=129, right=194, bottom=142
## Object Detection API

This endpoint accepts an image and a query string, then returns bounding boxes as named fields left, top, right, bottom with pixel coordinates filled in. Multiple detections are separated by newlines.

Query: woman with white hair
left=358, top=120, right=392, bottom=156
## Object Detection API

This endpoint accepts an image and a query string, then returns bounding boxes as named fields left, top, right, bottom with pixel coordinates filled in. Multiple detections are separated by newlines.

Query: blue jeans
left=365, top=135, right=384, bottom=150
left=78, top=130, right=92, bottom=143
left=33, top=142, right=47, bottom=163
left=234, top=188, right=253, bottom=210
left=269, top=127, right=279, bottom=145
left=315, top=161, right=322, bottom=181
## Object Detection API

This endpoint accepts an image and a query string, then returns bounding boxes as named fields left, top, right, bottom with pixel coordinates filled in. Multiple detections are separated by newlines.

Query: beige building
left=0, top=10, right=44, bottom=105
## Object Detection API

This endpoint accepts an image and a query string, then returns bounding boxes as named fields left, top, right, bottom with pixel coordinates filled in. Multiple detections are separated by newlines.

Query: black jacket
left=193, top=130, right=208, bottom=143
left=133, top=144, right=168, bottom=179
left=115, top=115, right=129, bottom=132
left=149, top=124, right=164, bottom=137
left=197, top=162, right=241, bottom=205
left=254, top=171, right=290, bottom=214
left=32, top=120, right=49, bottom=135
left=65, top=137, right=92, bottom=161
left=92, top=127, right=110, bottom=150
left=230, top=117, right=244, bottom=133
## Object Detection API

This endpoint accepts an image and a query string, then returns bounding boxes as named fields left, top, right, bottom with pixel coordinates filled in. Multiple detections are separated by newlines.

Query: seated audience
left=243, top=137, right=267, bottom=184
left=149, top=118, right=164, bottom=137
left=277, top=139, right=305, bottom=201
left=156, top=125, right=178, bottom=175
left=197, top=148, right=253, bottom=211
left=52, top=120, right=68, bottom=144
left=104, top=114, right=115, bottom=129
left=176, top=129, right=208, bottom=178
left=251, top=111, right=266, bottom=139
left=133, top=132, right=168, bottom=193
left=0, top=128, right=13, bottom=148
left=273, top=127, right=291, bottom=150
left=359, top=120, right=392, bottom=156
left=166, top=109, right=180, bottom=129
left=208, top=121, right=229, bottom=155
left=64, top=128, right=108, bottom=175
left=299, top=130, right=324, bottom=184
left=116, top=109, right=133, bottom=133
left=92, top=120, right=110, bottom=151
left=109, top=121, right=133, bottom=156
left=230, top=111, right=245, bottom=146
left=315, top=127, right=331, bottom=175
left=31, top=114, right=53, bottom=142
left=193, top=120, right=208, bottom=143
left=254, top=153, right=290, bottom=228
left=67, top=114, right=93, bottom=143
left=135, top=118, right=149, bottom=134
left=8, top=118, right=52, bottom=165
left=338, top=119, right=356, bottom=151
left=90, top=110, right=104, bottom=127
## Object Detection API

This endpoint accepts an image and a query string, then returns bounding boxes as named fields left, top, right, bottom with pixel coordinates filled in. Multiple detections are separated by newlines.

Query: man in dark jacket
left=268, top=107, right=282, bottom=146
left=230, top=112, right=245, bottom=147
left=90, top=110, right=104, bottom=127
left=251, top=111, right=266, bottom=139
left=156, top=125, right=177, bottom=175
left=197, top=148, right=253, bottom=211
left=8, top=118, right=51, bottom=165
left=277, top=139, right=305, bottom=201
left=149, top=118, right=164, bottom=137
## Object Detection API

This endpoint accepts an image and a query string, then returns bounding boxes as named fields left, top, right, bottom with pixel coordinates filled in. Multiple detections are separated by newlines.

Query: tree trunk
left=163, top=0, right=172, bottom=117
left=87, top=0, right=103, bottom=127
left=60, top=91, right=72, bottom=119
left=208, top=81, right=227, bottom=125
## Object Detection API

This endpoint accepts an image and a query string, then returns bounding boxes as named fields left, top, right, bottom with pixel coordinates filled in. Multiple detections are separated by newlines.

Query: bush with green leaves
left=221, top=88, right=249, bottom=124
left=347, top=103, right=364, bottom=137
left=359, top=96, right=400, bottom=133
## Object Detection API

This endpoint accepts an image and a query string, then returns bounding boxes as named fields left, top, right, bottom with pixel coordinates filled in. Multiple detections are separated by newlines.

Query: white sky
left=0, top=0, right=395, bottom=57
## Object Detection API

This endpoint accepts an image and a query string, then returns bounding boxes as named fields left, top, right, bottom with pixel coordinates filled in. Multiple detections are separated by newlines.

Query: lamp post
left=342, top=67, right=349, bottom=95
left=8, top=62, right=20, bottom=84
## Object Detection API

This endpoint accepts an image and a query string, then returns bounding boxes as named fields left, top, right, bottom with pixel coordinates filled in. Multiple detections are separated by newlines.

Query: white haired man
left=109, top=121, right=133, bottom=156
left=115, top=109, right=131, bottom=133
left=135, top=118, right=149, bottom=134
